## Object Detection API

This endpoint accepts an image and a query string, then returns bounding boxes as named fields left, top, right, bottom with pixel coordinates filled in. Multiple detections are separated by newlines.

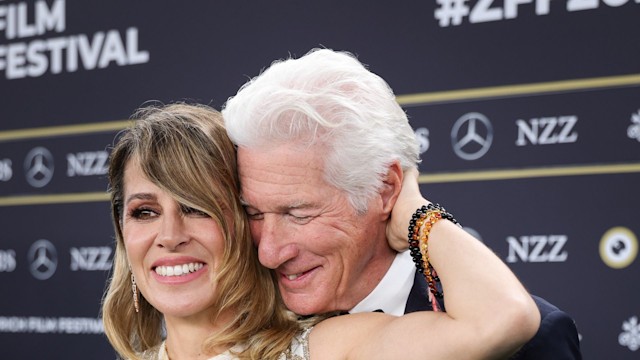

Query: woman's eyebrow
left=124, top=192, right=156, bottom=206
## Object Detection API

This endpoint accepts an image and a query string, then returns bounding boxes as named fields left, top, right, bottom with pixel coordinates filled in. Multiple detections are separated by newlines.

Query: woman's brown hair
left=102, top=103, right=299, bottom=359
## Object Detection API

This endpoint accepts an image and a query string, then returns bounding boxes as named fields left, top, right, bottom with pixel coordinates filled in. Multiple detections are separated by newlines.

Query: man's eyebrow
left=125, top=193, right=156, bottom=206
left=238, top=197, right=315, bottom=212
left=282, top=200, right=314, bottom=210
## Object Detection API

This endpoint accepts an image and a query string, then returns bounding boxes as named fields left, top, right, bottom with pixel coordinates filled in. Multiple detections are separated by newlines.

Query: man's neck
left=349, top=251, right=416, bottom=316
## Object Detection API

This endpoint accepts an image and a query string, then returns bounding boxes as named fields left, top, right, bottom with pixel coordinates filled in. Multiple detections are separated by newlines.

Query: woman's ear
left=379, top=161, right=403, bottom=219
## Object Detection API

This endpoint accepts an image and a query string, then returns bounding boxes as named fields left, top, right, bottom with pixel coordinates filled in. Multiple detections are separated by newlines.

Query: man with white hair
left=222, top=48, right=581, bottom=359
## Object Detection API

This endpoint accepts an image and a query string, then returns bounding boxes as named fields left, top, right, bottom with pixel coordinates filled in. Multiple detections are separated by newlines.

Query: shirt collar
left=349, top=250, right=416, bottom=316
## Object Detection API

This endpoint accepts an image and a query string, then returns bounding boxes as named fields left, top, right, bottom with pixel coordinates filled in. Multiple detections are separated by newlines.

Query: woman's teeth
left=155, top=263, right=203, bottom=277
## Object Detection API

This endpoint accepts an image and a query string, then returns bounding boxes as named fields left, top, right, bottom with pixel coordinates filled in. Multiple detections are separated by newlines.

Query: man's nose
left=256, top=215, right=298, bottom=269
left=156, top=212, right=189, bottom=250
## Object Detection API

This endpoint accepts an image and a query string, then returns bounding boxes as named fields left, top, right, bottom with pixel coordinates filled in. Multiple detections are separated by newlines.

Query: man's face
left=237, top=144, right=394, bottom=315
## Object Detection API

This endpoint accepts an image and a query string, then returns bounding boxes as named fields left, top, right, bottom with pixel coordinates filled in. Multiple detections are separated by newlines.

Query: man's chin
left=282, top=293, right=328, bottom=315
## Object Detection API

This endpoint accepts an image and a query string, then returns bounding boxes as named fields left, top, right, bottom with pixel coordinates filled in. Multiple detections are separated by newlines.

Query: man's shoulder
left=510, top=295, right=582, bottom=360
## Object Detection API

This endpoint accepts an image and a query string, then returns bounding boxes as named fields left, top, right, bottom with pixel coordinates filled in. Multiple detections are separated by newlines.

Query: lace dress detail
left=154, top=342, right=245, bottom=360
left=151, top=327, right=312, bottom=360
left=278, top=327, right=312, bottom=360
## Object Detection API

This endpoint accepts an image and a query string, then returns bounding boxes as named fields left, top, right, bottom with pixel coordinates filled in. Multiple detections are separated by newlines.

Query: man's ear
left=379, top=161, right=403, bottom=220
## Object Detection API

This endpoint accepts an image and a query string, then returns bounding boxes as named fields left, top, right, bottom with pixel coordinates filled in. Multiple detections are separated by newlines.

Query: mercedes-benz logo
left=24, top=147, right=54, bottom=188
left=27, top=239, right=58, bottom=280
left=451, top=112, right=493, bottom=160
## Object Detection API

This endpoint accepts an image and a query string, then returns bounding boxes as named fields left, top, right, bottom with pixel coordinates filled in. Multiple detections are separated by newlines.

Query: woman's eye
left=129, top=207, right=157, bottom=220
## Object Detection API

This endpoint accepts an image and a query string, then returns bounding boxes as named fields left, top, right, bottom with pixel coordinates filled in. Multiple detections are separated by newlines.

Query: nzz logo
left=506, top=235, right=569, bottom=263
left=67, top=151, right=109, bottom=177
left=70, top=246, right=113, bottom=271
left=515, top=115, right=578, bottom=146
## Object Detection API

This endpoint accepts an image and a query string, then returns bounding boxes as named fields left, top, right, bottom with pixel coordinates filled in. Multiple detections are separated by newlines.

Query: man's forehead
left=237, top=146, right=326, bottom=184
left=236, top=144, right=334, bottom=211
left=237, top=143, right=324, bottom=166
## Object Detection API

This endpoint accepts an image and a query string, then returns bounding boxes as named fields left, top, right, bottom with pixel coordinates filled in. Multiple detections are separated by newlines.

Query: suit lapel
left=405, top=271, right=433, bottom=313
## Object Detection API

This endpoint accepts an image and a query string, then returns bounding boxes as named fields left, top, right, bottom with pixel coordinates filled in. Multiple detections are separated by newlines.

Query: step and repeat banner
left=1, top=1, right=638, bottom=359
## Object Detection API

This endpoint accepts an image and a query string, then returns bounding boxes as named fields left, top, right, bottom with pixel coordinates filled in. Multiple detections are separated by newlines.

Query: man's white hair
left=223, top=48, right=419, bottom=213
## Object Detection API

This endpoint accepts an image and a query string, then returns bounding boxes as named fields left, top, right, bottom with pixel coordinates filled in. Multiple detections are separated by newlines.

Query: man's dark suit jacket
left=405, top=272, right=582, bottom=359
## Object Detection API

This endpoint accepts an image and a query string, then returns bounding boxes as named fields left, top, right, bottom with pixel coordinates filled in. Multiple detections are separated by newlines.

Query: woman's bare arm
left=309, top=168, right=540, bottom=360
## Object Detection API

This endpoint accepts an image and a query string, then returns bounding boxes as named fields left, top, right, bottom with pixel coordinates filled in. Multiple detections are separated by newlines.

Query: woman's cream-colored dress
left=154, top=327, right=311, bottom=360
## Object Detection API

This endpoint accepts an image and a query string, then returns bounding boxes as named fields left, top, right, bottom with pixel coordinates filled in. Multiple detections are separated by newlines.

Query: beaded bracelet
left=407, top=203, right=459, bottom=311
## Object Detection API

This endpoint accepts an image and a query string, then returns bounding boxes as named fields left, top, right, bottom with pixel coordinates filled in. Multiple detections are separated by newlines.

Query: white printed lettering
left=515, top=116, right=578, bottom=146
left=470, top=0, right=503, bottom=23
left=1, top=0, right=65, bottom=40
left=538, top=117, right=558, bottom=144
left=70, top=247, right=113, bottom=271
left=506, top=235, right=569, bottom=263
left=67, top=151, right=109, bottom=177
left=567, top=0, right=599, bottom=11
left=504, top=0, right=534, bottom=19
left=0, top=250, right=16, bottom=272
left=126, top=27, right=149, bottom=64
left=0, top=159, right=12, bottom=181
left=415, top=127, right=430, bottom=154
left=557, top=116, right=578, bottom=143
left=0, top=27, right=150, bottom=79
left=98, top=30, right=127, bottom=68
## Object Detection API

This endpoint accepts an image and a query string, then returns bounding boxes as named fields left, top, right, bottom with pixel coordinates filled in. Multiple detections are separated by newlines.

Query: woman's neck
left=163, top=309, right=236, bottom=360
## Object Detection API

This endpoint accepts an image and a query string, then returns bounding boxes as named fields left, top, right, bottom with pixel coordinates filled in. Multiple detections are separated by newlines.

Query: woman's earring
left=131, top=272, right=140, bottom=313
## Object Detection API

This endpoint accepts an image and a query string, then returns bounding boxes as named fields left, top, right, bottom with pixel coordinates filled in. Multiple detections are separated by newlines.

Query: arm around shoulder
left=372, top=168, right=541, bottom=359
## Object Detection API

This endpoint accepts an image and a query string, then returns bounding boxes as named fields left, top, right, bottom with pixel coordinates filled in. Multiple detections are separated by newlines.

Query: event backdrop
left=1, top=1, right=639, bottom=359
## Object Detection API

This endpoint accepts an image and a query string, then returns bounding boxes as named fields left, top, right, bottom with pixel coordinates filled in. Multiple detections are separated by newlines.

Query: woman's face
left=121, top=160, right=226, bottom=321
